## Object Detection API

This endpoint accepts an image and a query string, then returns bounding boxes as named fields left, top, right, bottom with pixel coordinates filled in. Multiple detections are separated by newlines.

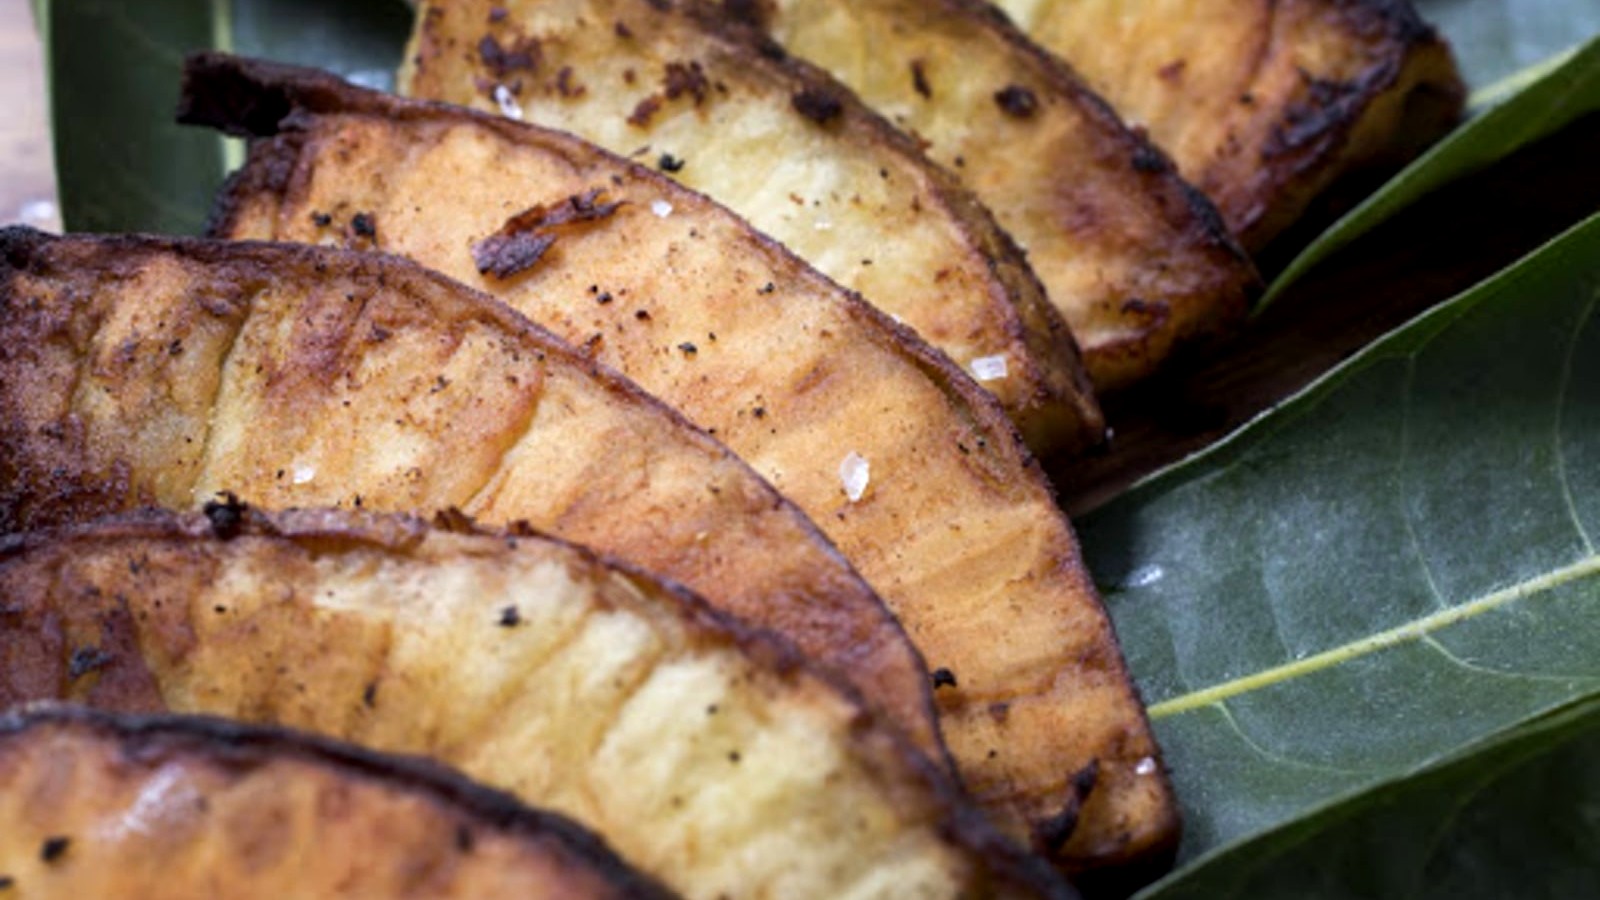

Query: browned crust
left=0, top=704, right=681, bottom=900
left=401, top=0, right=1105, bottom=454
left=0, top=225, right=816, bottom=563
left=672, top=5, right=1104, bottom=451
left=182, top=52, right=1050, bottom=476
left=176, top=54, right=1176, bottom=881
left=0, top=508, right=1079, bottom=900
left=716, top=0, right=1260, bottom=393
left=1041, top=0, right=1462, bottom=252
left=0, top=223, right=953, bottom=768
left=924, top=0, right=1256, bottom=391
left=183, top=50, right=1097, bottom=452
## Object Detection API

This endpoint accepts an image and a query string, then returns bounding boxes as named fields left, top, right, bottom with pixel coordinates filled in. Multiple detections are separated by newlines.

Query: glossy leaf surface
left=1082, top=211, right=1600, bottom=877
left=43, top=0, right=408, bottom=233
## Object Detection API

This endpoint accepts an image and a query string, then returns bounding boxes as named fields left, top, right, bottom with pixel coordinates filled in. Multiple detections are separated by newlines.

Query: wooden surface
left=2, top=0, right=60, bottom=231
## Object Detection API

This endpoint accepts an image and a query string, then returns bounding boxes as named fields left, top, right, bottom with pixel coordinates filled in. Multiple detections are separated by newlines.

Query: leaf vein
left=1150, top=553, right=1600, bottom=718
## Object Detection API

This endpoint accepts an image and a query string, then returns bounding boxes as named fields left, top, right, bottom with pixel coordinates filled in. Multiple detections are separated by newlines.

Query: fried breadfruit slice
left=184, top=55, right=1178, bottom=881
left=401, top=0, right=1103, bottom=455
left=0, top=706, right=677, bottom=899
left=0, top=510, right=1075, bottom=900
left=0, top=227, right=945, bottom=765
left=708, top=0, right=1259, bottom=391
left=993, top=0, right=1465, bottom=251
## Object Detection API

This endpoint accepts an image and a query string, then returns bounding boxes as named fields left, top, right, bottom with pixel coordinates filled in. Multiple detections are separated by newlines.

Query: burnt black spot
left=910, top=59, right=931, bottom=99
left=203, top=492, right=246, bottom=540
left=931, top=667, right=958, bottom=689
left=456, top=825, right=476, bottom=852
left=678, top=342, right=698, bottom=356
left=310, top=212, right=333, bottom=227
left=478, top=33, right=541, bottom=78
left=628, top=95, right=663, bottom=127
left=363, top=682, right=378, bottom=707
left=498, top=606, right=522, bottom=628
left=994, top=84, right=1038, bottom=119
left=40, top=837, right=69, bottom=864
left=351, top=212, right=377, bottom=239
left=1132, top=145, right=1167, bottom=173
left=1031, top=760, right=1100, bottom=854
left=489, top=7, right=508, bottom=23
left=792, top=88, right=843, bottom=125
left=68, top=646, right=113, bottom=680
left=472, top=189, right=623, bottom=280
left=658, top=153, right=686, bottom=173
left=663, top=61, right=709, bottom=105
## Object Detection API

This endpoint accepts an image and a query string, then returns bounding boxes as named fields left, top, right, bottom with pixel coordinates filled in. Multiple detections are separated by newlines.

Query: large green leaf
left=1079, top=210, right=1600, bottom=875
left=1260, top=35, right=1600, bottom=306
left=1140, top=694, right=1600, bottom=899
left=44, top=0, right=410, bottom=234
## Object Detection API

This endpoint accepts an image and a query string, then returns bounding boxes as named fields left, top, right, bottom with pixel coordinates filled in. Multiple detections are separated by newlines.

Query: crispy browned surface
left=0, top=510, right=1075, bottom=899
left=401, top=0, right=1103, bottom=455
left=0, top=706, right=677, bottom=899
left=0, top=227, right=944, bottom=766
left=185, top=54, right=1180, bottom=880
left=995, top=0, right=1464, bottom=252
left=716, top=0, right=1258, bottom=391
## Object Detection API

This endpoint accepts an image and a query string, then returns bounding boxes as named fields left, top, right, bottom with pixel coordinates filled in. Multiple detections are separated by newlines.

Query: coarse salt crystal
left=813, top=218, right=833, bottom=232
left=1128, top=564, right=1165, bottom=588
left=292, top=464, right=317, bottom=485
left=651, top=199, right=674, bottom=218
left=839, top=452, right=870, bottom=502
left=970, top=354, right=1008, bottom=382
left=493, top=84, right=523, bottom=120
left=1135, top=757, right=1158, bottom=776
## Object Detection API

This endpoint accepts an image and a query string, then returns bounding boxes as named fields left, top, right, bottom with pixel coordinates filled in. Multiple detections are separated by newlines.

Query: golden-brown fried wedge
left=708, top=0, right=1259, bottom=391
left=0, top=227, right=944, bottom=765
left=994, top=0, right=1465, bottom=251
left=401, top=0, right=1103, bottom=454
left=183, top=55, right=1179, bottom=881
left=0, top=510, right=1076, bottom=900
left=0, top=706, right=678, bottom=899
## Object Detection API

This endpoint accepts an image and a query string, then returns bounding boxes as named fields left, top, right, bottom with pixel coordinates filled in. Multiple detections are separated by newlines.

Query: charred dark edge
left=673, top=2, right=1102, bottom=442
left=178, top=57, right=1147, bottom=878
left=1241, top=0, right=1465, bottom=244
left=0, top=234, right=1074, bottom=891
left=0, top=225, right=957, bottom=772
left=183, top=52, right=1097, bottom=451
left=0, top=226, right=884, bottom=617
left=181, top=51, right=1094, bottom=765
left=763, top=0, right=1256, bottom=397
left=0, top=704, right=679, bottom=900
left=3, top=508, right=1076, bottom=899
left=937, top=0, right=1254, bottom=272
left=433, top=0, right=1096, bottom=447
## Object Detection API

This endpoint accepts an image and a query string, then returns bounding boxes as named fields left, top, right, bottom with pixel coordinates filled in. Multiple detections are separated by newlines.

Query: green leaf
left=44, top=0, right=410, bottom=234
left=1260, top=35, right=1600, bottom=306
left=1079, top=210, right=1600, bottom=875
left=1138, top=694, right=1600, bottom=899
left=1417, top=0, right=1600, bottom=96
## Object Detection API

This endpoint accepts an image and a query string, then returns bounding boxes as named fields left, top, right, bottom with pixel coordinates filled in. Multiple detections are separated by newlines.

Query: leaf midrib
left=1149, top=552, right=1600, bottom=718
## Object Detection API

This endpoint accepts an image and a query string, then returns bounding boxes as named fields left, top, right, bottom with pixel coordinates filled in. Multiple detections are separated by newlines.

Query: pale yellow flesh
left=751, top=0, right=1256, bottom=390
left=0, top=232, right=942, bottom=763
left=210, top=86, right=1172, bottom=871
left=401, top=0, right=1102, bottom=453
left=995, top=0, right=1464, bottom=249
left=0, top=518, right=1029, bottom=899
left=0, top=714, right=661, bottom=899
